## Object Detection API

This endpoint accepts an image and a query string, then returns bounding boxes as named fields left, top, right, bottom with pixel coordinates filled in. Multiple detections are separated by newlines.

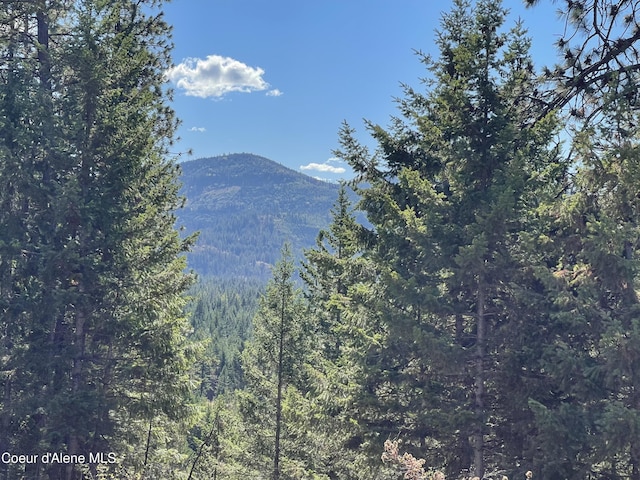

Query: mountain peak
left=177, top=153, right=345, bottom=278
left=180, top=153, right=328, bottom=185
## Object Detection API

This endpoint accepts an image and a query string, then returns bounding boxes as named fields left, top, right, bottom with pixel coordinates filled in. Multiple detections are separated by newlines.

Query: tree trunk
left=273, top=285, right=286, bottom=480
left=473, top=284, right=486, bottom=478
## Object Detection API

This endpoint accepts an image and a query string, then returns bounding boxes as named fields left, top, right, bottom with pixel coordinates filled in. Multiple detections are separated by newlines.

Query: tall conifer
left=0, top=2, right=195, bottom=478
left=241, top=244, right=309, bottom=480
left=529, top=84, right=640, bottom=479
left=334, top=0, right=561, bottom=476
left=300, top=184, right=382, bottom=479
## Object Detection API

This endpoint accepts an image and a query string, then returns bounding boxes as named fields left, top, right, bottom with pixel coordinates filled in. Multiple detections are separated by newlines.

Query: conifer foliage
left=526, top=0, right=640, bottom=123
left=3, top=0, right=640, bottom=479
left=334, top=0, right=563, bottom=477
left=0, top=1, right=195, bottom=479
left=241, top=244, right=310, bottom=480
left=183, top=0, right=640, bottom=478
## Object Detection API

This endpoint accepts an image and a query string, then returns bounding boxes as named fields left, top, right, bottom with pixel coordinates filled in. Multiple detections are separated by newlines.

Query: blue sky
left=163, top=0, right=563, bottom=180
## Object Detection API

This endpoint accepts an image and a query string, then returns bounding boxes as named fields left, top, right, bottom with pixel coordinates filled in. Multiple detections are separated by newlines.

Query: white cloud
left=300, top=162, right=346, bottom=174
left=189, top=127, right=206, bottom=132
left=266, top=88, right=283, bottom=97
left=166, top=55, right=277, bottom=98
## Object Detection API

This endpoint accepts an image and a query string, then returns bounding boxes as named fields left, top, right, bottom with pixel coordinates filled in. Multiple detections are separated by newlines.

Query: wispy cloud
left=166, top=55, right=280, bottom=98
left=300, top=160, right=346, bottom=174
left=189, top=126, right=207, bottom=132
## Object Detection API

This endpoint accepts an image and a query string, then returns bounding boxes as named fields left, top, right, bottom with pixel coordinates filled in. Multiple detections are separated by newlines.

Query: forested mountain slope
left=177, top=153, right=346, bottom=278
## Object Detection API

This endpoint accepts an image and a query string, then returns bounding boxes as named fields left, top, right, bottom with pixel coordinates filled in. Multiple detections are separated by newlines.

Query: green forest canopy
left=2, top=0, right=640, bottom=479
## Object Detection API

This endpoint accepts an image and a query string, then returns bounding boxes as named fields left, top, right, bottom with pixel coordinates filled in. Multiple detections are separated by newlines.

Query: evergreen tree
left=525, top=0, right=640, bottom=123
left=299, top=184, right=382, bottom=479
left=302, top=183, right=364, bottom=361
left=334, top=0, right=561, bottom=477
left=0, top=1, right=195, bottom=478
left=528, top=86, right=640, bottom=479
left=241, top=244, right=310, bottom=480
left=185, top=393, right=256, bottom=480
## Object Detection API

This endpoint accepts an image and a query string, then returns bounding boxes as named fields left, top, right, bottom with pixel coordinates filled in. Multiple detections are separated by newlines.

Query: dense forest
left=2, top=0, right=640, bottom=479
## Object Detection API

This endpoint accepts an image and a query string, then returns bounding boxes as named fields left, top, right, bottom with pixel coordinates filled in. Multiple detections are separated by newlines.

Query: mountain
left=177, top=153, right=347, bottom=279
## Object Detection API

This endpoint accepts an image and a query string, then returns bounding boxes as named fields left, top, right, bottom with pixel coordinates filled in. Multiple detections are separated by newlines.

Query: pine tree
left=301, top=183, right=363, bottom=360
left=527, top=85, right=640, bottom=479
left=298, top=184, right=383, bottom=479
left=0, top=2, right=195, bottom=478
left=525, top=0, right=640, bottom=123
left=334, top=0, right=561, bottom=476
left=241, top=244, right=310, bottom=480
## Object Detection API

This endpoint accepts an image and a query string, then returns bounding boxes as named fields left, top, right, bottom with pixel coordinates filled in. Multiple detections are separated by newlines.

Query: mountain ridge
left=177, top=153, right=348, bottom=279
